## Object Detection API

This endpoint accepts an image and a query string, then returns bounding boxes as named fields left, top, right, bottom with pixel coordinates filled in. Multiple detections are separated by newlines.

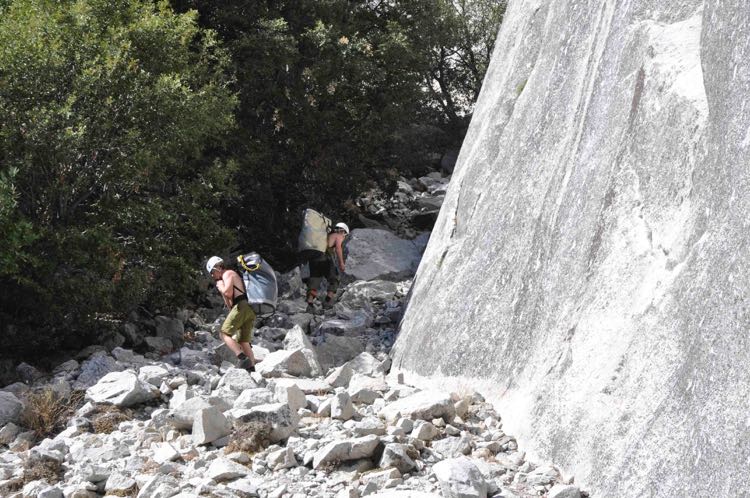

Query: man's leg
left=221, top=303, right=253, bottom=369
left=306, top=287, right=318, bottom=304
left=236, top=303, right=256, bottom=369
left=239, top=342, right=255, bottom=362
left=307, top=256, right=327, bottom=309
left=323, top=259, right=340, bottom=308
left=220, top=332, right=242, bottom=355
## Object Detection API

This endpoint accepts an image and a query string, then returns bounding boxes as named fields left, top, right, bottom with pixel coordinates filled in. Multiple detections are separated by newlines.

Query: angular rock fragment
left=548, top=484, right=582, bottom=498
left=193, top=406, right=232, bottom=445
left=207, top=458, right=250, bottom=482
left=256, top=350, right=312, bottom=378
left=312, top=434, right=380, bottom=469
left=233, top=403, right=298, bottom=442
left=379, top=390, right=455, bottom=423
left=0, top=393, right=22, bottom=426
left=331, top=391, right=355, bottom=421
left=85, top=371, right=158, bottom=407
left=433, top=457, right=488, bottom=498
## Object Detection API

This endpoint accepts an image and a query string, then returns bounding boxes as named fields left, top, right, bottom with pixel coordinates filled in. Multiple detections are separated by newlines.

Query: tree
left=0, top=167, right=36, bottom=280
left=399, top=0, right=507, bottom=132
left=171, top=0, right=505, bottom=268
left=0, top=0, right=237, bottom=357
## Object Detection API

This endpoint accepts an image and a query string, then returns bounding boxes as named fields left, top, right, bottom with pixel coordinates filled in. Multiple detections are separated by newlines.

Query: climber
left=206, top=256, right=256, bottom=371
left=306, top=222, right=350, bottom=311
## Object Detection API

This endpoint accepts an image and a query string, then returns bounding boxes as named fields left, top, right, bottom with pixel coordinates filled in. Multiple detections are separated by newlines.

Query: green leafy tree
left=0, top=0, right=237, bottom=357
left=0, top=167, right=36, bottom=279
left=172, top=0, right=505, bottom=267
left=398, top=0, right=507, bottom=132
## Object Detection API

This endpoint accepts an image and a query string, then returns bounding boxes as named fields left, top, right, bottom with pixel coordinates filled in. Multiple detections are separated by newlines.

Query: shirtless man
left=206, top=256, right=255, bottom=370
left=306, top=222, right=350, bottom=311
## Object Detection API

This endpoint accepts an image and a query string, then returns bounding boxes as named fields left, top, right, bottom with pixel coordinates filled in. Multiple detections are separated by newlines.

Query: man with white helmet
left=306, top=222, right=350, bottom=311
left=206, top=256, right=255, bottom=370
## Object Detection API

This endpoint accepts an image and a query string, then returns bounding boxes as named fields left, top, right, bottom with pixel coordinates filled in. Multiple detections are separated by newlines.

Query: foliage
left=171, top=0, right=505, bottom=268
left=91, top=403, right=134, bottom=434
left=0, top=0, right=237, bottom=357
left=402, top=0, right=507, bottom=130
left=0, top=167, right=36, bottom=279
left=224, top=421, right=271, bottom=455
left=0, top=0, right=503, bottom=360
left=22, top=456, right=65, bottom=484
left=20, top=388, right=85, bottom=439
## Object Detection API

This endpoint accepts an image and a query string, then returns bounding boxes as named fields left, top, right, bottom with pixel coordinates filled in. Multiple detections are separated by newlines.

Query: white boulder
left=85, top=371, right=158, bottom=407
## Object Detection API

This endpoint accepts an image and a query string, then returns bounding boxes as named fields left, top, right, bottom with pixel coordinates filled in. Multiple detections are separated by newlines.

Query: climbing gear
left=334, top=222, right=350, bottom=235
left=231, top=284, right=247, bottom=306
left=236, top=252, right=278, bottom=316
left=298, top=208, right=332, bottom=256
left=206, top=256, right=223, bottom=274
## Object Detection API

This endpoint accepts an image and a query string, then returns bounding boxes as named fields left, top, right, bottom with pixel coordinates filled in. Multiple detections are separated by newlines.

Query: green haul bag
left=297, top=208, right=332, bottom=257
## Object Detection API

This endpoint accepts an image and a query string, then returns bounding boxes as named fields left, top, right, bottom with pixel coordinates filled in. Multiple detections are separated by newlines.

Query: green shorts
left=221, top=300, right=255, bottom=343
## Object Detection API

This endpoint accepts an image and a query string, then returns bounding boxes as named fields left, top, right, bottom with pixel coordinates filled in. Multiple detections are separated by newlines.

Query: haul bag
left=237, top=252, right=278, bottom=316
left=297, top=208, right=331, bottom=254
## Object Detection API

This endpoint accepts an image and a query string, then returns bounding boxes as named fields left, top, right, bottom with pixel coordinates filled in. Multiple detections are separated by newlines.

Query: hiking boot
left=236, top=352, right=254, bottom=371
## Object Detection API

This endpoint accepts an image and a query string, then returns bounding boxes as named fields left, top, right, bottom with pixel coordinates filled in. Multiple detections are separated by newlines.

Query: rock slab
left=392, top=2, right=750, bottom=496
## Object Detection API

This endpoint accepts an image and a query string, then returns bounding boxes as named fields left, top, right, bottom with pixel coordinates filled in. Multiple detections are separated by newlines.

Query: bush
left=224, top=421, right=271, bottom=456
left=170, top=0, right=506, bottom=270
left=91, top=404, right=134, bottom=434
left=20, top=388, right=85, bottom=439
left=22, top=456, right=65, bottom=485
left=0, top=0, right=237, bottom=358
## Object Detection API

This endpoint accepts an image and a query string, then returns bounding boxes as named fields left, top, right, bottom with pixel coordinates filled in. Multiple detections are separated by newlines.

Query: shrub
left=20, top=388, right=85, bottom=440
left=0, top=0, right=237, bottom=358
left=90, top=404, right=133, bottom=434
left=224, top=421, right=271, bottom=456
left=22, top=455, right=64, bottom=484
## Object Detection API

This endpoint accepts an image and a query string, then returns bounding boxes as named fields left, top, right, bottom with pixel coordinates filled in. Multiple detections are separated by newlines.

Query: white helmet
left=206, top=256, right=223, bottom=274
left=335, top=222, right=350, bottom=234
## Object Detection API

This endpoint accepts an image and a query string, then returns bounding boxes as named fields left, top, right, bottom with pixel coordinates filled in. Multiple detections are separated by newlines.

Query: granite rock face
left=392, top=2, right=750, bottom=496
left=345, top=229, right=425, bottom=281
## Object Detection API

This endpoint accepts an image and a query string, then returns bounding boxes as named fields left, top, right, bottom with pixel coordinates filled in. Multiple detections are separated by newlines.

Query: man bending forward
left=206, top=256, right=255, bottom=370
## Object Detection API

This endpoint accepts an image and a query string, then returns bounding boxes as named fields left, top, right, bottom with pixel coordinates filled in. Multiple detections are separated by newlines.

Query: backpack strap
left=232, top=283, right=247, bottom=306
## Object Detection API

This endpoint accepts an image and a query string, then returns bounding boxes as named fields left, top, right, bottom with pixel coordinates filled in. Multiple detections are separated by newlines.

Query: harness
left=232, top=284, right=247, bottom=306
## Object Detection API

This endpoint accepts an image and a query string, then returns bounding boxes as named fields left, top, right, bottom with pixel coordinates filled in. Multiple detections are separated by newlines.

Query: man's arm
left=335, top=235, right=345, bottom=272
left=216, top=275, right=232, bottom=308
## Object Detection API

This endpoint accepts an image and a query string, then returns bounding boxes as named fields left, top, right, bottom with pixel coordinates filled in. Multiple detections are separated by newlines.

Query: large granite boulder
left=73, top=352, right=123, bottom=390
left=316, top=335, right=365, bottom=373
left=345, top=229, right=424, bottom=281
left=0, top=392, right=22, bottom=426
left=154, top=315, right=184, bottom=349
left=391, top=2, right=750, bottom=496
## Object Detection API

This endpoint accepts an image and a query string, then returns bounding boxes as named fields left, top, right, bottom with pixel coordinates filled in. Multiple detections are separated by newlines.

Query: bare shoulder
left=229, top=269, right=245, bottom=286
